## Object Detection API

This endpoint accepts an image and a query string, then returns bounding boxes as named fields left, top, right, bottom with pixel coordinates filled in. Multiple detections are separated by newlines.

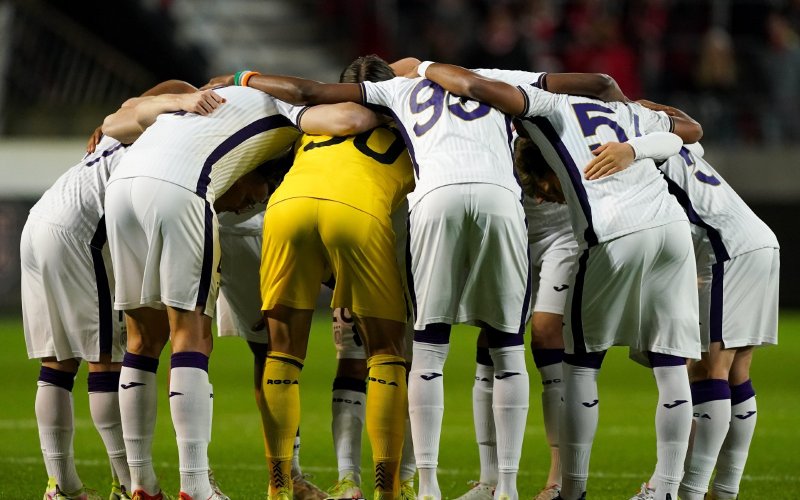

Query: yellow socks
left=366, top=354, right=408, bottom=498
left=262, top=352, right=303, bottom=495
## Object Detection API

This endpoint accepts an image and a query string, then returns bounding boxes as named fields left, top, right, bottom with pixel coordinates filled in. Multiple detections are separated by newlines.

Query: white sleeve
left=519, top=84, right=561, bottom=117
left=472, top=68, right=547, bottom=88
left=274, top=100, right=305, bottom=129
left=627, top=132, right=683, bottom=161
left=361, top=77, right=406, bottom=108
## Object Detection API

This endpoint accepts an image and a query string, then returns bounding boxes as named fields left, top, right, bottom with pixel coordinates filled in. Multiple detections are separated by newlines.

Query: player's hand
left=200, top=74, right=234, bottom=90
left=86, top=126, right=103, bottom=153
left=584, top=142, right=635, bottom=180
left=179, top=89, right=226, bottom=115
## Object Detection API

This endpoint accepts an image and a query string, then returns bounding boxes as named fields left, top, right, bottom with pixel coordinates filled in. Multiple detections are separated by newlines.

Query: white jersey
left=658, top=147, right=779, bottom=263
left=361, top=76, right=521, bottom=208
left=110, top=86, right=300, bottom=203
left=29, top=135, right=127, bottom=243
left=515, top=86, right=687, bottom=248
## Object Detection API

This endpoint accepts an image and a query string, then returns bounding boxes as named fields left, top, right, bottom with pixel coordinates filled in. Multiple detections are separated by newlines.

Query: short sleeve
left=472, top=68, right=546, bottom=88
left=274, top=100, right=306, bottom=129
left=518, top=84, right=561, bottom=117
left=362, top=77, right=406, bottom=108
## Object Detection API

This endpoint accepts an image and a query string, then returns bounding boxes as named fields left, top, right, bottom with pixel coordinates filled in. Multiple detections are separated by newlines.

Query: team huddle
left=21, top=55, right=779, bottom=500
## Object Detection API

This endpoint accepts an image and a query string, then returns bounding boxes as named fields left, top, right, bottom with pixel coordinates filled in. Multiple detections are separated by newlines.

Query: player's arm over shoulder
left=298, top=103, right=383, bottom=136
left=635, top=99, right=703, bottom=144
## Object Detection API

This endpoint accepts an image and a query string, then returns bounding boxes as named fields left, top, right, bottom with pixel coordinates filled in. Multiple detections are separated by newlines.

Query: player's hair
left=514, top=136, right=566, bottom=203
left=339, top=54, right=395, bottom=83
left=254, top=150, right=294, bottom=191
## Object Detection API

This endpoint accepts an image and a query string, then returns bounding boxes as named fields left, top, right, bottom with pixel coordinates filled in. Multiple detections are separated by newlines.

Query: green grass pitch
left=1, top=312, right=798, bottom=499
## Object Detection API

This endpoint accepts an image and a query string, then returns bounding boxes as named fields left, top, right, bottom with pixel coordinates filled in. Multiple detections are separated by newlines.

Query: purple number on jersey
left=679, top=147, right=721, bottom=186
left=409, top=79, right=491, bottom=136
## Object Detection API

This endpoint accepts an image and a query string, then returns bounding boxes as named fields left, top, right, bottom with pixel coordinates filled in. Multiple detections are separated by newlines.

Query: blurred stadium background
left=0, top=0, right=798, bottom=312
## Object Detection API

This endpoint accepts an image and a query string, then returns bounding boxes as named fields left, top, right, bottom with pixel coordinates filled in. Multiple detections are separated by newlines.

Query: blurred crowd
left=317, top=0, right=800, bottom=146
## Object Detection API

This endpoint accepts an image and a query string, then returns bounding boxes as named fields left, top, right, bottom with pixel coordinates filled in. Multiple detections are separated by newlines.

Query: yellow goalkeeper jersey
left=268, top=124, right=414, bottom=223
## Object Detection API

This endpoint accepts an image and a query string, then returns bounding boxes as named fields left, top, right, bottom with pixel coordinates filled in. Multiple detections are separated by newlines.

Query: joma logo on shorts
left=266, top=379, right=298, bottom=385
left=368, top=377, right=398, bottom=386
left=332, top=398, right=363, bottom=405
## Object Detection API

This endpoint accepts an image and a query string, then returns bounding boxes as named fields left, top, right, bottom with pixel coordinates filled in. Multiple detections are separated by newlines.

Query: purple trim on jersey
left=485, top=326, right=525, bottom=348
left=532, top=348, right=565, bottom=368
left=563, top=351, right=606, bottom=370
left=84, top=142, right=125, bottom=167
left=709, top=261, right=724, bottom=343
left=123, top=353, right=159, bottom=373
left=294, top=106, right=311, bottom=133
left=569, top=249, right=590, bottom=353
left=196, top=201, right=214, bottom=309
left=517, top=86, right=531, bottom=116
left=647, top=352, right=687, bottom=367
left=476, top=346, right=494, bottom=367
left=88, top=371, right=121, bottom=393
left=89, top=216, right=113, bottom=355
left=526, top=117, right=599, bottom=247
left=333, top=376, right=367, bottom=394
left=195, top=114, right=292, bottom=197
left=730, top=379, right=756, bottom=405
left=368, top=102, right=421, bottom=177
left=535, top=73, right=547, bottom=90
left=414, top=323, right=452, bottom=344
left=691, top=379, right=731, bottom=405
left=661, top=173, right=730, bottom=263
left=171, top=351, right=209, bottom=372
left=38, top=366, right=76, bottom=391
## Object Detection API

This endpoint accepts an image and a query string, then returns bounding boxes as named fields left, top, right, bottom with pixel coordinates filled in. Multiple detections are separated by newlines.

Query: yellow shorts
left=261, top=198, right=406, bottom=322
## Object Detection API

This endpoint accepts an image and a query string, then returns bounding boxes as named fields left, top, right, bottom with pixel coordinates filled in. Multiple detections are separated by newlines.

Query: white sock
left=559, top=363, right=599, bottom=500
left=680, top=380, right=731, bottom=499
left=119, top=355, right=160, bottom=494
left=489, top=345, right=528, bottom=500
left=400, top=416, right=416, bottom=482
left=169, top=353, right=212, bottom=498
left=473, top=363, right=498, bottom=485
left=651, top=365, right=692, bottom=500
left=36, top=377, right=82, bottom=492
left=408, top=341, right=449, bottom=499
left=332, top=381, right=366, bottom=484
left=538, top=362, right=563, bottom=487
left=713, top=382, right=757, bottom=498
left=88, top=372, right=131, bottom=490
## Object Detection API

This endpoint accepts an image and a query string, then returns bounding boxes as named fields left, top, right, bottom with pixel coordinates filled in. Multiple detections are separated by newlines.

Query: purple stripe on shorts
left=525, top=116, right=598, bottom=247
left=405, top=217, right=418, bottom=321
left=517, top=239, right=533, bottom=334
left=333, top=376, right=367, bottom=394
left=414, top=323, right=451, bottom=344
left=196, top=201, right=214, bottom=309
left=691, top=379, right=731, bottom=405
left=731, top=379, right=756, bottom=405
left=38, top=366, right=76, bottom=391
left=532, top=348, right=565, bottom=368
left=476, top=347, right=494, bottom=367
left=88, top=371, right=121, bottom=393
left=570, top=249, right=590, bottom=354
left=564, top=351, right=606, bottom=370
left=89, top=216, right=113, bottom=355
left=195, top=114, right=292, bottom=197
left=171, top=351, right=209, bottom=372
left=709, top=261, right=724, bottom=343
left=123, top=352, right=159, bottom=374
left=485, top=326, right=525, bottom=348
left=648, top=352, right=687, bottom=367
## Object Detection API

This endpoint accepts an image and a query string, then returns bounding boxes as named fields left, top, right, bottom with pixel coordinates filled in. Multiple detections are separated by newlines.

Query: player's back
left=30, top=135, right=127, bottom=242
left=659, top=146, right=779, bottom=262
left=270, top=124, right=414, bottom=223
left=111, top=86, right=299, bottom=202
left=361, top=77, right=519, bottom=208
left=517, top=92, right=687, bottom=248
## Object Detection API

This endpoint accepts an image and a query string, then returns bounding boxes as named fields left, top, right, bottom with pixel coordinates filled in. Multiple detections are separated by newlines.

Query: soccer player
left=101, top=81, right=301, bottom=500
left=588, top=139, right=779, bottom=500
left=21, top=82, right=225, bottom=500
left=415, top=61, right=703, bottom=500
left=228, top=57, right=630, bottom=500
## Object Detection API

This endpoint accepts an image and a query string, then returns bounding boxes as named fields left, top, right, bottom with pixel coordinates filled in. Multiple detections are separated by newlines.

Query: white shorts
left=408, top=183, right=530, bottom=333
left=105, top=177, right=221, bottom=316
left=564, top=221, right=701, bottom=365
left=697, top=247, right=780, bottom=350
left=216, top=230, right=267, bottom=344
left=21, top=217, right=125, bottom=362
left=528, top=223, right=579, bottom=316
